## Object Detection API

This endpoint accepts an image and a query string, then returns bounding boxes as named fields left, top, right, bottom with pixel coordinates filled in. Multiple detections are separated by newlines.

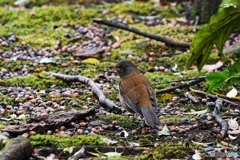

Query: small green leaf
left=206, top=72, right=225, bottom=81
left=235, top=63, right=240, bottom=72
left=206, top=79, right=225, bottom=95
left=226, top=77, right=240, bottom=87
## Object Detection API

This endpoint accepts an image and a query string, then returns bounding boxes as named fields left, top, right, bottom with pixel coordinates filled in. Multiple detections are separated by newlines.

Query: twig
left=156, top=77, right=205, bottom=94
left=93, top=19, right=190, bottom=48
left=189, top=88, right=239, bottom=106
left=184, top=91, right=199, bottom=103
left=51, top=73, right=122, bottom=114
left=211, top=99, right=228, bottom=140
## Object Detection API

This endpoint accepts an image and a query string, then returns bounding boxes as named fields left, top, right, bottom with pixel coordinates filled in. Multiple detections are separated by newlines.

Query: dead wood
left=211, top=99, right=228, bottom=140
left=35, top=145, right=144, bottom=159
left=156, top=77, right=205, bottom=94
left=189, top=88, right=239, bottom=106
left=93, top=19, right=191, bottom=48
left=2, top=108, right=95, bottom=135
left=51, top=72, right=122, bottom=114
left=0, top=136, right=33, bottom=160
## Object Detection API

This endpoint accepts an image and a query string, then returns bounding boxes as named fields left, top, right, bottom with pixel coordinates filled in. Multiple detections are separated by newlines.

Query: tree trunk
left=193, top=0, right=222, bottom=24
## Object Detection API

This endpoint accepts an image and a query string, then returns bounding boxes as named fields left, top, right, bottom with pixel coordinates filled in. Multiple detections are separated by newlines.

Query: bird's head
left=114, top=60, right=137, bottom=78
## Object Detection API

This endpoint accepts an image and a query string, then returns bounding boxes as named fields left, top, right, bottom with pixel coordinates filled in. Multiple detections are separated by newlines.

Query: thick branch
left=93, top=19, right=190, bottom=48
left=51, top=73, right=122, bottom=114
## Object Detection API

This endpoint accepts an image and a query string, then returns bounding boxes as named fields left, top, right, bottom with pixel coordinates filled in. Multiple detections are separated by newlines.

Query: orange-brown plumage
left=115, top=60, right=160, bottom=127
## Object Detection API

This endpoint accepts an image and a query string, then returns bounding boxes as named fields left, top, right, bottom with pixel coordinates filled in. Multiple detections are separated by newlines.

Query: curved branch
left=51, top=73, right=122, bottom=114
left=93, top=19, right=190, bottom=48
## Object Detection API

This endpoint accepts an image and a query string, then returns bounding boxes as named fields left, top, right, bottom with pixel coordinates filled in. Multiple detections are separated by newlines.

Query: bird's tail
left=141, top=107, right=161, bottom=127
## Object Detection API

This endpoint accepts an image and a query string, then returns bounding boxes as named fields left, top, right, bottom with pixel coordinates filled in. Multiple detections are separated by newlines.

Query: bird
left=115, top=60, right=161, bottom=128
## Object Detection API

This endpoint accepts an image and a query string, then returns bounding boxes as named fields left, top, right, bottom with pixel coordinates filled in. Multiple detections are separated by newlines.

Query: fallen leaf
left=88, top=148, right=122, bottom=158
left=226, top=87, right=238, bottom=98
left=100, top=137, right=118, bottom=145
left=157, top=125, right=170, bottom=136
left=184, top=109, right=208, bottom=115
left=228, top=134, right=238, bottom=140
left=172, top=63, right=178, bottom=72
left=63, top=146, right=74, bottom=154
left=191, top=140, right=214, bottom=147
left=73, top=47, right=103, bottom=58
left=39, top=57, right=56, bottom=64
left=82, top=58, right=100, bottom=65
left=203, top=60, right=223, bottom=72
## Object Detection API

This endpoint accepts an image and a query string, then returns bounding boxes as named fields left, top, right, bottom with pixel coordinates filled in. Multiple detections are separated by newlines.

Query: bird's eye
left=121, top=66, right=125, bottom=69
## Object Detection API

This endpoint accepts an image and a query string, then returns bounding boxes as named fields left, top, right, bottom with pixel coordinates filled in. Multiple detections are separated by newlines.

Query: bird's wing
left=134, top=83, right=161, bottom=126
left=120, top=86, right=142, bottom=115
left=146, top=84, right=158, bottom=110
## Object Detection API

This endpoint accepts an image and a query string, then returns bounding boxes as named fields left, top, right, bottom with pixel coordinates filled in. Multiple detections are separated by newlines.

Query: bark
left=2, top=108, right=95, bottom=135
left=51, top=73, right=122, bottom=114
left=211, top=99, right=228, bottom=140
left=93, top=19, right=190, bottom=48
left=193, top=0, right=222, bottom=24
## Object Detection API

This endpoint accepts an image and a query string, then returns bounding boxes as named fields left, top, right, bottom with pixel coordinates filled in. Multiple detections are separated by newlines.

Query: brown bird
left=115, top=60, right=161, bottom=127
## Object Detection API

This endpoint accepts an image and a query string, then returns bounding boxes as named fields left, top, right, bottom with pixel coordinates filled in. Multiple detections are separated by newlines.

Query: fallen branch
left=189, top=88, right=239, bottom=106
left=2, top=108, right=96, bottom=135
left=93, top=19, right=190, bottom=48
left=51, top=72, right=122, bottom=114
left=211, top=99, right=228, bottom=140
left=156, top=77, right=205, bottom=94
left=184, top=91, right=199, bottom=103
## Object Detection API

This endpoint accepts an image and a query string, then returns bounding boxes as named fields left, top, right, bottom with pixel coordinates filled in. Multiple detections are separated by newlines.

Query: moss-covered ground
left=0, top=0, right=239, bottom=159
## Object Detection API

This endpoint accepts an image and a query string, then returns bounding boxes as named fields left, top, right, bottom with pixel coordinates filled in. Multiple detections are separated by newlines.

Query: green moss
left=0, top=5, right=98, bottom=49
left=0, top=60, right=31, bottom=71
left=152, top=142, right=190, bottom=159
left=109, top=2, right=159, bottom=16
left=144, top=72, right=176, bottom=90
left=99, top=113, right=140, bottom=129
left=30, top=134, right=107, bottom=148
left=129, top=141, right=202, bottom=159
left=162, top=114, right=198, bottom=123
left=0, top=73, right=67, bottom=89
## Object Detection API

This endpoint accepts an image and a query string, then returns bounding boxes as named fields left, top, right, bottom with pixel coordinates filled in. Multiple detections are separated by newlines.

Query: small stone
left=79, top=122, right=87, bottom=127
left=29, top=131, right=36, bottom=136
left=82, top=105, right=88, bottom=109
left=148, top=57, right=154, bottom=62
left=142, top=150, right=150, bottom=155
left=190, top=118, right=196, bottom=122
left=61, top=63, right=69, bottom=67
left=201, top=98, right=207, bottom=103
left=77, top=129, right=83, bottom=135
left=131, top=129, right=138, bottom=135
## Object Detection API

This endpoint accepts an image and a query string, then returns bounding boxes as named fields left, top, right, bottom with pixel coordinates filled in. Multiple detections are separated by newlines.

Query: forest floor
left=0, top=0, right=239, bottom=159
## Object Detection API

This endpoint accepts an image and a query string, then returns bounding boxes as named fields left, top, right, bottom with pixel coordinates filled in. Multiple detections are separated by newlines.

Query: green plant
left=187, top=0, right=240, bottom=71
left=206, top=63, right=240, bottom=94
left=186, top=0, right=240, bottom=94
